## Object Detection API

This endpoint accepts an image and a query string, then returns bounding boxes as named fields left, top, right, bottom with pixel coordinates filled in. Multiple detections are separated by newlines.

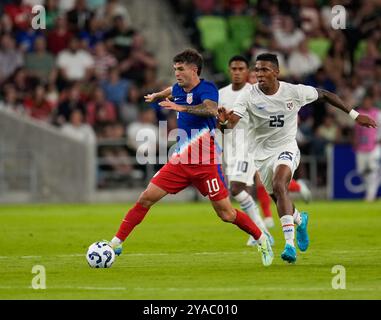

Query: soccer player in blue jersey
left=109, top=49, right=274, bottom=266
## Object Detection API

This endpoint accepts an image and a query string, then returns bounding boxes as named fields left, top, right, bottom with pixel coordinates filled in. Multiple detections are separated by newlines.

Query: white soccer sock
left=234, top=190, right=268, bottom=232
left=293, top=208, right=302, bottom=226
left=280, top=215, right=295, bottom=247
left=365, top=171, right=379, bottom=201
left=111, top=237, right=123, bottom=245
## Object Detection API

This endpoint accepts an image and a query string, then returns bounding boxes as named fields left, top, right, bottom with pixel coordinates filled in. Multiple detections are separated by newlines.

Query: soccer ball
left=86, top=241, right=115, bottom=268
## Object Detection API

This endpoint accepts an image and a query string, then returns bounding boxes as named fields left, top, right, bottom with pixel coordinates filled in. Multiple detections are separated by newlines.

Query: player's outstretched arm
left=217, top=107, right=241, bottom=131
left=159, top=98, right=218, bottom=117
left=144, top=86, right=172, bottom=103
left=316, top=88, right=377, bottom=128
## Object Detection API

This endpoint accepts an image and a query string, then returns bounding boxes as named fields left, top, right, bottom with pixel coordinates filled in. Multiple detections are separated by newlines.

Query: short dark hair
left=229, top=55, right=249, bottom=67
left=173, top=49, right=203, bottom=75
left=256, top=53, right=279, bottom=68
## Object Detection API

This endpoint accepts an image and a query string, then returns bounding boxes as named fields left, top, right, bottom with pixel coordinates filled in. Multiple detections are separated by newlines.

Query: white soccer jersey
left=219, top=83, right=254, bottom=178
left=233, top=81, right=319, bottom=160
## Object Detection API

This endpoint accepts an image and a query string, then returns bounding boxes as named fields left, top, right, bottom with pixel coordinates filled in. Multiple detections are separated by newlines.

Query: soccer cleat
left=264, top=230, right=275, bottom=246
left=296, top=212, right=309, bottom=252
left=257, top=235, right=274, bottom=266
left=246, top=235, right=257, bottom=246
left=109, top=241, right=123, bottom=256
left=281, top=244, right=297, bottom=263
left=264, top=217, right=274, bottom=229
left=297, top=179, right=312, bottom=203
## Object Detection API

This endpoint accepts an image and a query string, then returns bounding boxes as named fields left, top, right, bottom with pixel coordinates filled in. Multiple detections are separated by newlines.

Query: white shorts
left=255, top=146, right=300, bottom=194
left=356, top=147, right=380, bottom=174
left=227, top=157, right=257, bottom=186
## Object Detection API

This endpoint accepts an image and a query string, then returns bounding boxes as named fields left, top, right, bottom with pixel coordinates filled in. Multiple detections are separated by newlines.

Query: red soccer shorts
left=150, top=162, right=229, bottom=201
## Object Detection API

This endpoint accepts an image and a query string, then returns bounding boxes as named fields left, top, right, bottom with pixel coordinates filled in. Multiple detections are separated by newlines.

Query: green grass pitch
left=0, top=201, right=380, bottom=299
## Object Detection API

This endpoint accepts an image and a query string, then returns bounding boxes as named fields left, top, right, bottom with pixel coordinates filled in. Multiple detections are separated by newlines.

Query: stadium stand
left=0, top=0, right=380, bottom=201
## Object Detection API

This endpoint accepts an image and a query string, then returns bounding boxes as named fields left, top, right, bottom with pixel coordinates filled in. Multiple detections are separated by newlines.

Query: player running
left=108, top=49, right=274, bottom=266
left=219, top=55, right=273, bottom=246
left=219, top=56, right=311, bottom=245
left=218, top=53, right=377, bottom=263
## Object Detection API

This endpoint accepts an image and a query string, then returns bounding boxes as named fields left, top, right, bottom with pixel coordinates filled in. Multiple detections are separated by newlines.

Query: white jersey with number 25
left=233, top=81, right=318, bottom=160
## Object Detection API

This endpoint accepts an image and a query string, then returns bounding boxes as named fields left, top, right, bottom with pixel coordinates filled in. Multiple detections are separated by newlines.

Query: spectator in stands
left=273, top=15, right=305, bottom=54
left=100, top=67, right=130, bottom=108
left=54, top=83, right=87, bottom=125
left=104, top=15, right=135, bottom=60
left=223, top=0, right=249, bottom=15
left=0, top=34, right=24, bottom=84
left=15, top=16, right=42, bottom=53
left=314, top=113, right=342, bottom=155
left=47, top=15, right=73, bottom=55
left=58, top=0, right=76, bottom=12
left=56, top=36, right=95, bottom=83
left=299, top=0, right=323, bottom=37
left=356, top=38, right=381, bottom=84
left=288, top=39, right=322, bottom=80
left=25, top=36, right=56, bottom=82
left=120, top=33, right=157, bottom=85
left=324, top=34, right=350, bottom=83
left=62, top=109, right=96, bottom=144
left=86, top=86, right=117, bottom=128
left=192, top=0, right=222, bottom=16
left=95, top=0, right=131, bottom=28
left=7, top=67, right=35, bottom=103
left=0, top=83, right=24, bottom=114
left=24, top=84, right=55, bottom=121
left=92, top=41, right=117, bottom=80
left=45, top=0, right=60, bottom=30
left=3, top=0, right=31, bottom=31
left=79, top=16, right=106, bottom=49
left=67, top=0, right=93, bottom=33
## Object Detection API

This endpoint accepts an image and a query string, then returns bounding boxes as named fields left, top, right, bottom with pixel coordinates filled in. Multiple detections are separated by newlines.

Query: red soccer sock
left=288, top=179, right=301, bottom=192
left=233, top=210, right=263, bottom=240
left=115, top=203, right=149, bottom=241
left=256, top=185, right=272, bottom=218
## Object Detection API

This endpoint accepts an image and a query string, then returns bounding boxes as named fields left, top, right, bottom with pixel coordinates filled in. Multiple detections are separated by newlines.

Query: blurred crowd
left=170, top=0, right=381, bottom=185
left=0, top=0, right=173, bottom=187
left=1, top=0, right=380, bottom=187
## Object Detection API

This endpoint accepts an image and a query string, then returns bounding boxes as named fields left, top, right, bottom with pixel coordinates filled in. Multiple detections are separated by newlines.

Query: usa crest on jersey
left=186, top=93, right=193, bottom=104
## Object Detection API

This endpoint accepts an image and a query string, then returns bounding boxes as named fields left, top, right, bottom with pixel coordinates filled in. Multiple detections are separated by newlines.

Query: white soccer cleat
left=297, top=179, right=312, bottom=203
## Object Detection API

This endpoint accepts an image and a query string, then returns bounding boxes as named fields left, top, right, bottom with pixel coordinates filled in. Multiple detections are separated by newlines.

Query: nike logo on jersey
left=209, top=191, right=219, bottom=197
left=256, top=104, right=266, bottom=110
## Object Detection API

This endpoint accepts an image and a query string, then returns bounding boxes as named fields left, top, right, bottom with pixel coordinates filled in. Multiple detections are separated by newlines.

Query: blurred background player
left=219, top=53, right=377, bottom=263
left=354, top=94, right=381, bottom=202
left=219, top=56, right=272, bottom=245
left=109, top=49, right=274, bottom=266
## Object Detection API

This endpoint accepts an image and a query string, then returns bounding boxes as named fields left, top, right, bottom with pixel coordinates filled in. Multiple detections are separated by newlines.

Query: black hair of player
left=256, top=53, right=279, bottom=69
left=173, top=49, right=203, bottom=76
left=228, top=55, right=249, bottom=67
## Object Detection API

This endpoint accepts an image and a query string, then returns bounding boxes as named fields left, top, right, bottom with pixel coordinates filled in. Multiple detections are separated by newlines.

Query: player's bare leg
left=110, top=183, right=168, bottom=255
left=211, top=196, right=273, bottom=266
left=272, top=165, right=309, bottom=263
left=230, top=181, right=273, bottom=246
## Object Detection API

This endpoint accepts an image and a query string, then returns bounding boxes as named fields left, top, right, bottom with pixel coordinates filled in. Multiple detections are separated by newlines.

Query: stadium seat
left=227, top=16, right=256, bottom=50
left=196, top=16, right=228, bottom=52
left=213, top=42, right=242, bottom=76
left=307, top=38, right=331, bottom=60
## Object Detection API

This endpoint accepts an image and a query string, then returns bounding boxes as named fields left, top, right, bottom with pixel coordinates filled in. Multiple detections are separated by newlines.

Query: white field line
left=1, top=249, right=381, bottom=260
left=0, top=286, right=380, bottom=292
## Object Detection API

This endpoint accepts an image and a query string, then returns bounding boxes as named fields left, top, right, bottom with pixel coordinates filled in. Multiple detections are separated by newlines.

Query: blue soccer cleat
left=296, top=212, right=309, bottom=252
left=281, top=244, right=297, bottom=263
left=108, top=241, right=123, bottom=256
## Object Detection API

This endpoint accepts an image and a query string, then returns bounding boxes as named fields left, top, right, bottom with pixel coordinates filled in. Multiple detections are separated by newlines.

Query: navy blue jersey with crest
left=170, top=79, right=220, bottom=164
